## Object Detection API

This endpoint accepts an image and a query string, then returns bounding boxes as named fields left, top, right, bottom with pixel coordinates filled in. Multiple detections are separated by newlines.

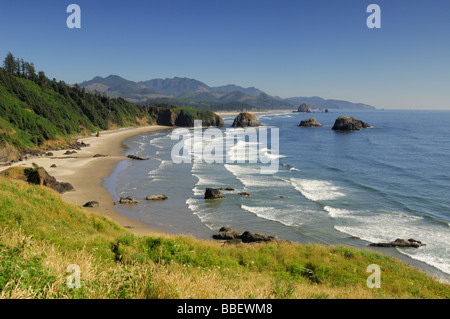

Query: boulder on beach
left=369, top=238, right=425, bottom=248
left=237, top=192, right=252, bottom=197
left=297, top=103, right=312, bottom=113
left=83, top=201, right=99, bottom=208
left=240, top=231, right=279, bottom=243
left=26, top=167, right=74, bottom=194
left=212, top=227, right=241, bottom=240
left=332, top=116, right=370, bottom=131
left=0, top=146, right=20, bottom=163
left=204, top=188, right=224, bottom=199
left=146, top=194, right=168, bottom=201
left=231, top=112, right=262, bottom=128
left=299, top=118, right=322, bottom=127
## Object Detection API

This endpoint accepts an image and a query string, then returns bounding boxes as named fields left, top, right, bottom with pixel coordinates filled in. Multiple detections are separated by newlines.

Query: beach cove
left=0, top=125, right=172, bottom=236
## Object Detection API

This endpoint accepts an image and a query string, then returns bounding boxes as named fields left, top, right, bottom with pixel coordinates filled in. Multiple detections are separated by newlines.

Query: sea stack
left=204, top=188, right=225, bottom=199
left=231, top=112, right=262, bottom=128
left=332, top=116, right=370, bottom=131
left=297, top=103, right=312, bottom=113
left=299, top=118, right=322, bottom=127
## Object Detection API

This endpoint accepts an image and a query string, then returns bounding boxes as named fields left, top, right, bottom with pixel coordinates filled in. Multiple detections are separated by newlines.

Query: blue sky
left=1, top=0, right=449, bottom=109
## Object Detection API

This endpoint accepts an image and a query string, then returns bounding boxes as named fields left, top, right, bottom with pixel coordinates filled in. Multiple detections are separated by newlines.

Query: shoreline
left=1, top=121, right=449, bottom=283
left=0, top=125, right=173, bottom=236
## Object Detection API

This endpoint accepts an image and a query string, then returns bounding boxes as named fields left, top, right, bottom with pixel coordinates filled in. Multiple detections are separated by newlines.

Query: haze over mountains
left=79, top=75, right=376, bottom=111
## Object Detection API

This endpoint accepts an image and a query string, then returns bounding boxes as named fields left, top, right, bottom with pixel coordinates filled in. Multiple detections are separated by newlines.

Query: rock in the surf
left=231, top=112, right=262, bottom=128
left=332, top=116, right=370, bottom=131
left=299, top=118, right=322, bottom=127
left=146, top=194, right=168, bottom=201
left=204, top=188, right=224, bottom=199
left=118, top=196, right=140, bottom=205
left=297, top=103, right=312, bottom=113
left=369, top=238, right=425, bottom=248
left=237, top=192, right=252, bottom=197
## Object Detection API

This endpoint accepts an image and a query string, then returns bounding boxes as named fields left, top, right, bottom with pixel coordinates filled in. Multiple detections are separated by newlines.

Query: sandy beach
left=0, top=125, right=173, bottom=236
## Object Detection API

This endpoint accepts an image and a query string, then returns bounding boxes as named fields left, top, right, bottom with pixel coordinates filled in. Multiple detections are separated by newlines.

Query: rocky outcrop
left=237, top=192, right=252, bottom=197
left=63, top=150, right=77, bottom=155
left=231, top=113, right=262, bottom=128
left=332, top=116, right=370, bottom=131
left=212, top=227, right=241, bottom=240
left=204, top=188, right=224, bottom=199
left=240, top=231, right=279, bottom=243
left=0, top=146, right=20, bottom=163
left=148, top=106, right=224, bottom=127
left=297, top=103, right=312, bottom=113
left=213, top=227, right=280, bottom=244
left=299, top=118, right=322, bottom=127
left=26, top=167, right=74, bottom=194
left=83, top=201, right=99, bottom=208
left=118, top=196, right=140, bottom=205
left=146, top=194, right=168, bottom=201
left=369, top=238, right=425, bottom=248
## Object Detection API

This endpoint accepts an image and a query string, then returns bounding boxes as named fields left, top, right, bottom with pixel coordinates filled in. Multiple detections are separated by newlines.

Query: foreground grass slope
left=0, top=177, right=449, bottom=299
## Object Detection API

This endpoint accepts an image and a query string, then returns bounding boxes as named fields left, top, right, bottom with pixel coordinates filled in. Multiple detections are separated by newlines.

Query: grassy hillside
left=0, top=175, right=448, bottom=299
left=0, top=68, right=154, bottom=150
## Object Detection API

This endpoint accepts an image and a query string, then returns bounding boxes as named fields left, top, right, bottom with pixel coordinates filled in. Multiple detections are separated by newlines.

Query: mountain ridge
left=79, top=75, right=377, bottom=111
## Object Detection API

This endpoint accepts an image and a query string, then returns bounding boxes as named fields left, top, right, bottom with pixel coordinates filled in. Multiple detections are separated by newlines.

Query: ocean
left=105, top=110, right=450, bottom=281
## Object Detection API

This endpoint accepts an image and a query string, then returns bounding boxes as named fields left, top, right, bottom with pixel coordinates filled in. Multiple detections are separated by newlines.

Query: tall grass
left=0, top=177, right=449, bottom=299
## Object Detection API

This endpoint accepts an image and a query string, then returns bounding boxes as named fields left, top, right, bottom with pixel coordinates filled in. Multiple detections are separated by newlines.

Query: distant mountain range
left=78, top=75, right=376, bottom=111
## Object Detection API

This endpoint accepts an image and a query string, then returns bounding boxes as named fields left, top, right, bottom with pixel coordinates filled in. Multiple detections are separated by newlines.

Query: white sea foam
left=290, top=178, right=345, bottom=201
left=328, top=206, right=450, bottom=275
left=224, top=164, right=287, bottom=187
left=290, top=167, right=301, bottom=172
left=241, top=205, right=298, bottom=227
left=147, top=160, right=172, bottom=176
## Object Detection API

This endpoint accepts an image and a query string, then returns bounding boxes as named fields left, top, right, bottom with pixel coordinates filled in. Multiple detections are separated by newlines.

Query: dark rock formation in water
left=299, top=118, right=322, bottom=127
left=297, top=103, right=312, bottom=113
left=204, top=188, right=224, bottom=199
left=369, top=238, right=425, bottom=248
left=146, top=194, right=168, bottom=200
left=231, top=112, right=262, bottom=128
left=332, top=116, right=370, bottom=131
left=118, top=196, right=140, bottom=205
